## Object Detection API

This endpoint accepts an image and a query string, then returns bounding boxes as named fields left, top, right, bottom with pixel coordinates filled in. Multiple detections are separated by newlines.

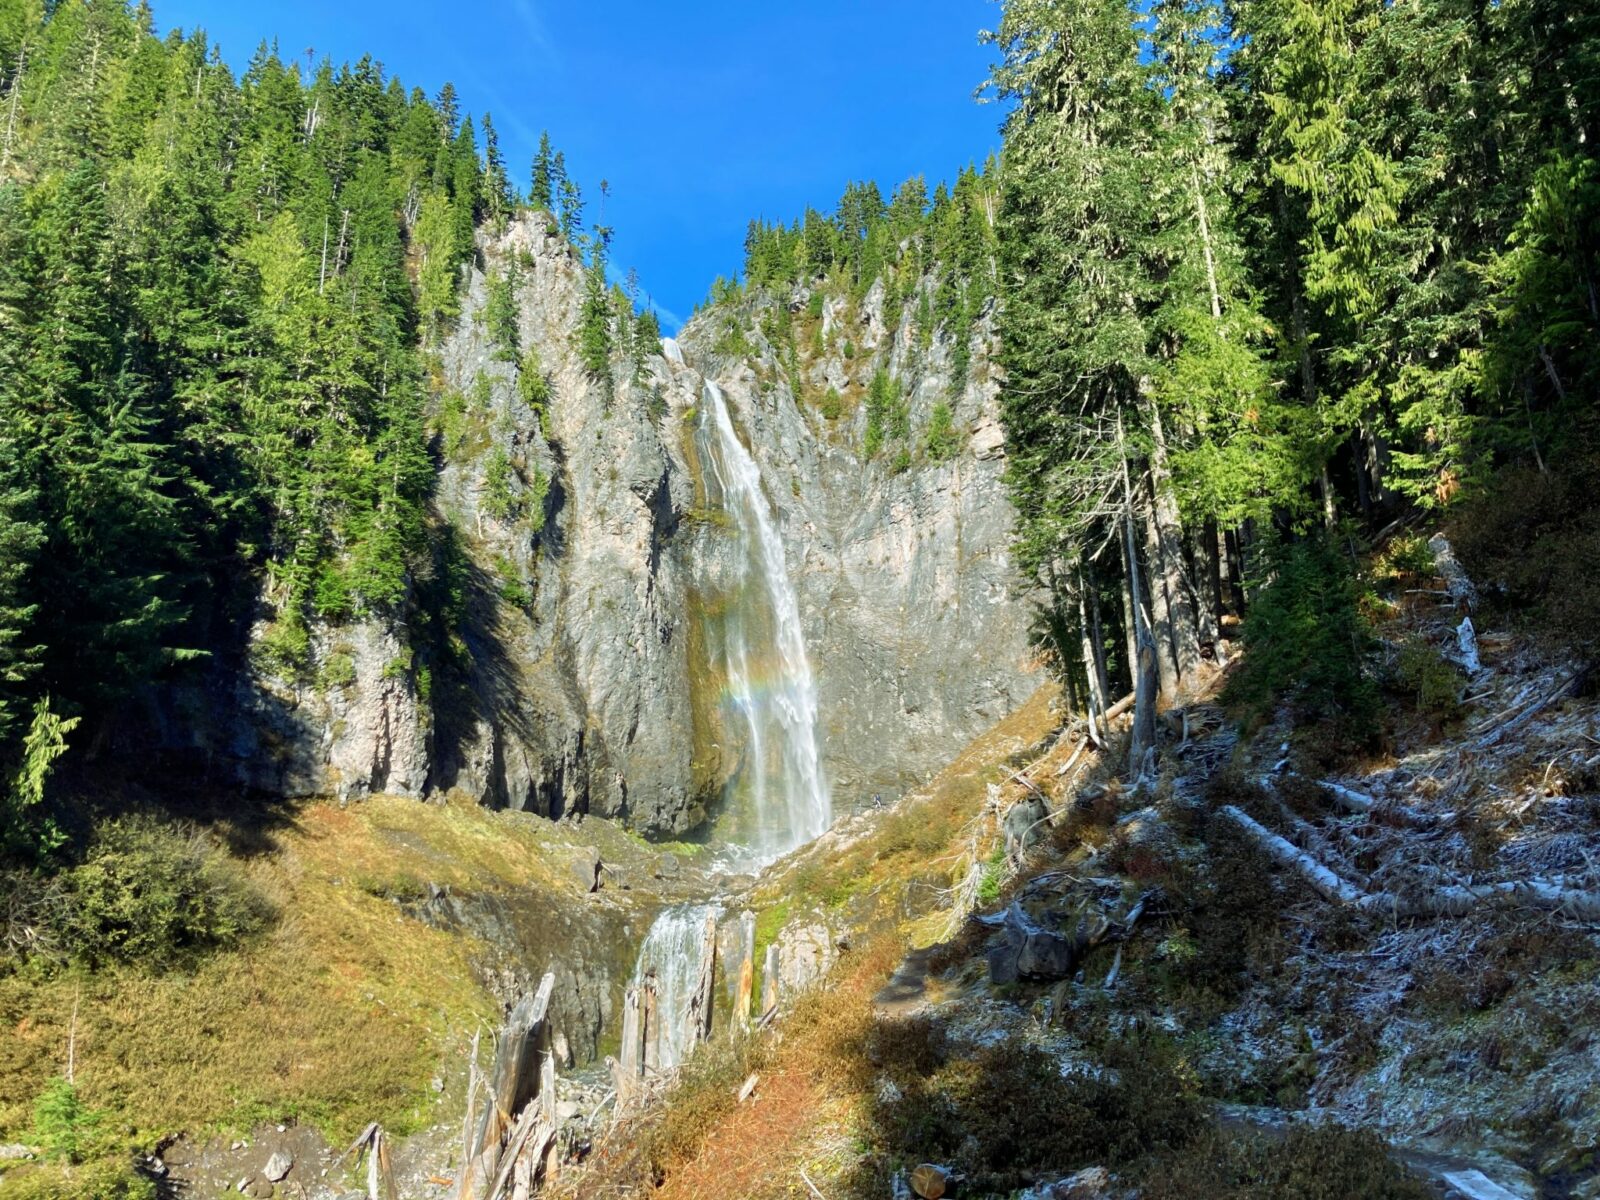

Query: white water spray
left=697, top=378, right=831, bottom=864
left=630, top=903, right=720, bottom=1071
left=626, top=345, right=831, bottom=1076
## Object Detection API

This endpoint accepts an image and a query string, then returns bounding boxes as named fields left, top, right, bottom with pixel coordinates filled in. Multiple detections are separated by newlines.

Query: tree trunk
left=1192, top=165, right=1224, bottom=322
left=1141, top=498, right=1181, bottom=699
left=1204, top=519, right=1225, bottom=628
left=1118, top=558, right=1139, bottom=699
left=1078, top=582, right=1107, bottom=745
left=1226, top=525, right=1248, bottom=611
left=1143, top=393, right=1203, bottom=687
left=1086, top=573, right=1112, bottom=708
left=1117, top=415, right=1159, bottom=775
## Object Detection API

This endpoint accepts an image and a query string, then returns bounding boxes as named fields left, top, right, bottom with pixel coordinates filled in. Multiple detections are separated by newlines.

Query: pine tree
left=480, top=112, right=512, bottom=223
left=530, top=129, right=554, bottom=211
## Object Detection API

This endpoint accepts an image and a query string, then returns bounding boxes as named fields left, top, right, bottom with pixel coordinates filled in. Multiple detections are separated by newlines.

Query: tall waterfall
left=697, top=377, right=831, bottom=864
left=630, top=903, right=721, bottom=1072
left=622, top=344, right=831, bottom=1083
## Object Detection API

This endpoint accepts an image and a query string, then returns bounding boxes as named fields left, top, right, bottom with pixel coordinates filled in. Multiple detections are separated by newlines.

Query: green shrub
left=1452, top=460, right=1600, bottom=657
left=483, top=448, right=518, bottom=522
left=1139, top=1123, right=1429, bottom=1199
left=255, top=616, right=310, bottom=675
left=1392, top=638, right=1464, bottom=724
left=865, top=1037, right=1200, bottom=1191
left=518, top=348, right=551, bottom=411
left=58, top=816, right=272, bottom=972
left=924, top=401, right=961, bottom=461
left=0, top=1158, right=154, bottom=1199
left=2, top=699, right=77, bottom=862
left=32, top=1077, right=99, bottom=1163
left=975, top=846, right=1006, bottom=904
left=319, top=650, right=356, bottom=691
left=865, top=369, right=906, bottom=459
left=435, top=388, right=469, bottom=458
left=819, top=387, right=844, bottom=421
left=1223, top=532, right=1380, bottom=747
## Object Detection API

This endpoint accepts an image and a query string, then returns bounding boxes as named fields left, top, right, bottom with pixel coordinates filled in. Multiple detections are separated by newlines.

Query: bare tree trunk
left=1143, top=393, right=1203, bottom=687
left=1077, top=581, right=1107, bottom=745
left=1086, top=574, right=1112, bottom=709
left=687, top=910, right=717, bottom=1051
left=1141, top=499, right=1181, bottom=698
left=1192, top=165, right=1224, bottom=322
left=1118, top=415, right=1159, bottom=775
left=1118, top=558, right=1139, bottom=698
left=455, top=975, right=555, bottom=1200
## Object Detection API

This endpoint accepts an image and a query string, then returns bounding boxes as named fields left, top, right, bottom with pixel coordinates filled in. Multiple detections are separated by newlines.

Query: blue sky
left=153, top=0, right=1005, bottom=330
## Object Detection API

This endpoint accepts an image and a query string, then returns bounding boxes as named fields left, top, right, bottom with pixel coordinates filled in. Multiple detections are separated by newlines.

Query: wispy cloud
left=510, top=0, right=561, bottom=66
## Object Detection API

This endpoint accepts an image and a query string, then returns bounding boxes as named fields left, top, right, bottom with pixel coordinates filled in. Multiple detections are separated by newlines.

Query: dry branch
left=1221, top=805, right=1600, bottom=922
left=1475, top=674, right=1582, bottom=750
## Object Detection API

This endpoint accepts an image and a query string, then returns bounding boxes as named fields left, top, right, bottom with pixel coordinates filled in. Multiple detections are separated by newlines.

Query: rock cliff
left=170, top=214, right=1040, bottom=836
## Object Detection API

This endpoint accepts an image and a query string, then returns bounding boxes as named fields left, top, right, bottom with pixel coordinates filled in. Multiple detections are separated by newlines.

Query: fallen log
left=1218, top=807, right=1365, bottom=905
left=1312, top=779, right=1444, bottom=829
left=1220, top=806, right=1600, bottom=921
left=1475, top=673, right=1582, bottom=750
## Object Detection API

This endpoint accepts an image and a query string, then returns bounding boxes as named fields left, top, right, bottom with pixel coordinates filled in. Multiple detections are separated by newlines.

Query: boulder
left=1004, top=795, right=1050, bottom=864
left=262, top=1149, right=293, bottom=1182
left=570, top=846, right=602, bottom=893
left=1020, top=1167, right=1116, bottom=1199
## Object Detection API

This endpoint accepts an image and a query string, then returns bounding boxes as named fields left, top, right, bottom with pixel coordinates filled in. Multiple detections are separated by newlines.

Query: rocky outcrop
left=672, top=277, right=1043, bottom=809
left=422, top=219, right=700, bottom=835
left=159, top=217, right=1040, bottom=838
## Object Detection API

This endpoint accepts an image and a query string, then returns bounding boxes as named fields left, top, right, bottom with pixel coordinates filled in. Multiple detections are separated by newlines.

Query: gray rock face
left=167, top=216, right=1039, bottom=839
left=672, top=278, right=1043, bottom=809
left=422, top=218, right=699, bottom=836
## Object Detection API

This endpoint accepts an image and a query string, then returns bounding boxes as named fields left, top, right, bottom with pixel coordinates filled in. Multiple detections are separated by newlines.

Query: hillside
left=1, top=0, right=1599, bottom=1198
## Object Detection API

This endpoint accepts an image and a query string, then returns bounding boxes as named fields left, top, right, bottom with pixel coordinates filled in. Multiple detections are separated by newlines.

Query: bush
left=32, top=1077, right=99, bottom=1163
left=866, top=1037, right=1200, bottom=1191
left=924, top=401, right=961, bottom=461
left=1139, top=1123, right=1429, bottom=1199
left=57, top=816, right=271, bottom=972
left=0, top=1158, right=154, bottom=1200
left=1452, top=460, right=1600, bottom=658
left=2, top=699, right=77, bottom=862
left=1223, top=532, right=1381, bottom=748
left=1392, top=638, right=1464, bottom=724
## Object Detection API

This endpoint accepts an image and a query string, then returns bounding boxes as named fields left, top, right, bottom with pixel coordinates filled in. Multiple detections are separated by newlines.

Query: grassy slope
left=0, top=794, right=639, bottom=1164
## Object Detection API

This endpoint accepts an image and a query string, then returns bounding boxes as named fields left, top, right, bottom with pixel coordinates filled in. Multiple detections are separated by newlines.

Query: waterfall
left=630, top=903, right=721, bottom=1072
left=697, top=378, right=831, bottom=864
left=625, top=345, right=830, bottom=1082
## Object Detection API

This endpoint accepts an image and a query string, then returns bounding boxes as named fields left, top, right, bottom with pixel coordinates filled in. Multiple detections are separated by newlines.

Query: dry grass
left=0, top=793, right=604, bottom=1152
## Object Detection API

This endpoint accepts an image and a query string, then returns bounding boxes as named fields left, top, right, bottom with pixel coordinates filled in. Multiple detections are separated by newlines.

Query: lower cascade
left=626, top=903, right=723, bottom=1073
left=622, top=349, right=833, bottom=1082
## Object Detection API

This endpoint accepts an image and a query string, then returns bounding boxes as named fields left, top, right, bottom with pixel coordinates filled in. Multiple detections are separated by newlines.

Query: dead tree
left=454, top=972, right=556, bottom=1200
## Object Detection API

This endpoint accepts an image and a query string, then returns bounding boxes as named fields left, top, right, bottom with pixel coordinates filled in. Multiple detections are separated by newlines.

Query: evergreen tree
left=530, top=129, right=554, bottom=211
